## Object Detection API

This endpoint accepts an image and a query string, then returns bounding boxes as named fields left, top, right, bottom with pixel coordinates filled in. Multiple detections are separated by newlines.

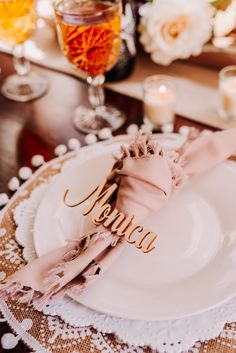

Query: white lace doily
left=12, top=149, right=236, bottom=353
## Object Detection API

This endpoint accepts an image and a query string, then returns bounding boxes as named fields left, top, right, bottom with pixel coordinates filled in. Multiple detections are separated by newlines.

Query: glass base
left=1, top=72, right=48, bottom=102
left=143, top=117, right=159, bottom=129
left=73, top=105, right=126, bottom=134
left=144, top=116, right=174, bottom=130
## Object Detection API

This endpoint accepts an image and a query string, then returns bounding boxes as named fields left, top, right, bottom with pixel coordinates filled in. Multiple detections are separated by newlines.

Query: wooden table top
left=0, top=51, right=215, bottom=353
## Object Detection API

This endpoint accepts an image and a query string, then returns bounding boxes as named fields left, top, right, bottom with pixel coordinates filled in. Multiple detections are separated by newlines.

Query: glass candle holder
left=143, top=75, right=176, bottom=128
left=219, top=65, right=236, bottom=120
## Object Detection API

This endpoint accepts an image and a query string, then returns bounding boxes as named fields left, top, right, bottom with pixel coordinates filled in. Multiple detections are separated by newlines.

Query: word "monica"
left=63, top=180, right=157, bottom=253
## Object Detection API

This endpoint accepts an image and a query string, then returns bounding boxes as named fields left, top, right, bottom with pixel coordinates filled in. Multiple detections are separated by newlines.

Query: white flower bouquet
left=139, top=0, right=236, bottom=65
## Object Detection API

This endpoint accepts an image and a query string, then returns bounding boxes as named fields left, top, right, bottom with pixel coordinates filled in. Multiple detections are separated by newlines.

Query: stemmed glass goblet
left=54, top=0, right=126, bottom=133
left=0, top=0, right=48, bottom=102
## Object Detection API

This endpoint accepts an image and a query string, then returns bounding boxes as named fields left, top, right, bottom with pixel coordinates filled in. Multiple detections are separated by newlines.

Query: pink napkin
left=1, top=129, right=236, bottom=309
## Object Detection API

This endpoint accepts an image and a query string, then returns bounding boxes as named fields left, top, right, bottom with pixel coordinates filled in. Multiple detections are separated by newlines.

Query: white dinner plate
left=34, top=134, right=236, bottom=321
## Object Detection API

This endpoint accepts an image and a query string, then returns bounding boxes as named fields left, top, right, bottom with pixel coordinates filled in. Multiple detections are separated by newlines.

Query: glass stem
left=87, top=75, right=105, bottom=112
left=13, top=44, right=31, bottom=77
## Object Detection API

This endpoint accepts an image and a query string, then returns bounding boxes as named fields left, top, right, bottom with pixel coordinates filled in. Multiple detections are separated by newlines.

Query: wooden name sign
left=63, top=180, right=157, bottom=253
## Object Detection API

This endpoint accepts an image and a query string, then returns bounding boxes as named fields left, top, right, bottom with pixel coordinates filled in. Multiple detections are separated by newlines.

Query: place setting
left=1, top=1, right=236, bottom=353
left=0, top=126, right=236, bottom=352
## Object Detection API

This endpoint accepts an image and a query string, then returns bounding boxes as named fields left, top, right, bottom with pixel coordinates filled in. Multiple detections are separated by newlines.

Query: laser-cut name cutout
left=64, top=179, right=157, bottom=253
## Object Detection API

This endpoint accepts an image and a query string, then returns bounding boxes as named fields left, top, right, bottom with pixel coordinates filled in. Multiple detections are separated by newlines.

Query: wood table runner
left=1, top=23, right=236, bottom=130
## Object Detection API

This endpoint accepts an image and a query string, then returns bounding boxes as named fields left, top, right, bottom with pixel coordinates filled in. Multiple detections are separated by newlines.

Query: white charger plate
left=34, top=134, right=236, bottom=321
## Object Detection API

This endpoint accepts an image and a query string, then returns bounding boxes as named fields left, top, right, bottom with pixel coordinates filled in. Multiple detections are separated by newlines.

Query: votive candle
left=143, top=75, right=176, bottom=128
left=219, top=66, right=236, bottom=120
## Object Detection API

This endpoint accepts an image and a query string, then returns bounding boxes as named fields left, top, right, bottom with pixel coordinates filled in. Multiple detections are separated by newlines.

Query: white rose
left=139, top=0, right=214, bottom=65
left=214, top=0, right=236, bottom=37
